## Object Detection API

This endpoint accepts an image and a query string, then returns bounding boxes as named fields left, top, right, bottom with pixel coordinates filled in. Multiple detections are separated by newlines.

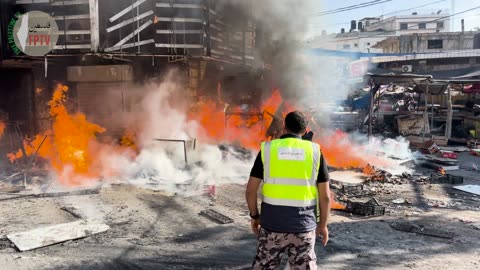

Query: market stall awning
left=368, top=73, right=432, bottom=85
left=412, top=82, right=449, bottom=95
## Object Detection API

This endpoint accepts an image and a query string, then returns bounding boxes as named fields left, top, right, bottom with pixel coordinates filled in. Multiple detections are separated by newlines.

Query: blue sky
left=308, top=0, right=480, bottom=36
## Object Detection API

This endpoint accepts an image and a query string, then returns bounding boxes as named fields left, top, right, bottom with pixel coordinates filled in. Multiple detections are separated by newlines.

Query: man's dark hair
left=284, top=111, right=307, bottom=135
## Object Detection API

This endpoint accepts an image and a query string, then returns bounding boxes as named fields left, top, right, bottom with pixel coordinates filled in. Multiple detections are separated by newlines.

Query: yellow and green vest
left=261, top=137, right=321, bottom=208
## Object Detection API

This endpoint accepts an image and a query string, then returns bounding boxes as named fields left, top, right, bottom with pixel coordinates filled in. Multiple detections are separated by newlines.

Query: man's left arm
left=246, top=176, right=262, bottom=235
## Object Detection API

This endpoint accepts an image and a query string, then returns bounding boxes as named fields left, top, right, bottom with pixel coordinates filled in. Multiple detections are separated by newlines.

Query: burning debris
left=0, top=120, right=5, bottom=139
left=7, top=84, right=135, bottom=186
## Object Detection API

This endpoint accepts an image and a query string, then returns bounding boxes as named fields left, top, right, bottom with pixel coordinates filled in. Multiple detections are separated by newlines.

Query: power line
left=310, top=0, right=392, bottom=17
left=314, top=1, right=392, bottom=17
left=311, top=0, right=384, bottom=15
left=308, top=0, right=448, bottom=27
left=382, top=0, right=446, bottom=16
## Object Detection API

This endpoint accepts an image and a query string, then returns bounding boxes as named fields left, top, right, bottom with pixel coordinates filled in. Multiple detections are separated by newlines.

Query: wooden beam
left=0, top=188, right=100, bottom=202
left=54, top=44, right=91, bottom=50
left=89, top=0, right=100, bottom=52
left=155, top=43, right=204, bottom=49
left=55, top=30, right=91, bottom=35
left=156, top=3, right=203, bottom=9
left=154, top=17, right=204, bottom=23
left=53, top=14, right=90, bottom=20
left=156, top=29, right=204, bottom=34
left=16, top=0, right=88, bottom=4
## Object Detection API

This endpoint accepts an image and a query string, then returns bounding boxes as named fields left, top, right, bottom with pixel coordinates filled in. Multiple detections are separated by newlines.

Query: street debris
left=430, top=173, right=464, bottom=185
left=390, top=222, right=455, bottom=239
left=0, top=188, right=100, bottom=202
left=392, top=198, right=411, bottom=204
left=199, top=209, right=234, bottom=224
left=453, top=185, right=480, bottom=196
left=7, top=220, right=110, bottom=252
left=60, top=206, right=85, bottom=219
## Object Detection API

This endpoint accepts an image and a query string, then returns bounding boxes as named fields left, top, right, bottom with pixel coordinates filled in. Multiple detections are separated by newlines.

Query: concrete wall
left=399, top=33, right=475, bottom=53
left=308, top=34, right=388, bottom=53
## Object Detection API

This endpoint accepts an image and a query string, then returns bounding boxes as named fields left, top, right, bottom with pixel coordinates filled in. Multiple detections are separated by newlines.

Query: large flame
left=8, top=84, right=132, bottom=185
left=189, top=89, right=283, bottom=149
left=316, top=130, right=391, bottom=170
left=6, top=81, right=398, bottom=188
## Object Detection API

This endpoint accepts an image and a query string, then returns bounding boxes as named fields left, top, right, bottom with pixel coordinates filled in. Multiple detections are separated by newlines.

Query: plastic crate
left=346, top=199, right=385, bottom=217
left=431, top=173, right=464, bottom=185
left=342, top=184, right=364, bottom=193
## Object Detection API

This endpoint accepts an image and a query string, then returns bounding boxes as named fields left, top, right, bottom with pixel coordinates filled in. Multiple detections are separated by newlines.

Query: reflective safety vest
left=261, top=137, right=321, bottom=208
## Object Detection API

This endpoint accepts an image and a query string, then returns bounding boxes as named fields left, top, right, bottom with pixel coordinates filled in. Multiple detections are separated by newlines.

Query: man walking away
left=246, top=111, right=331, bottom=270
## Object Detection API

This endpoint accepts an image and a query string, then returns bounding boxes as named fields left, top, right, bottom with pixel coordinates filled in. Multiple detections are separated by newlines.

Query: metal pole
left=446, top=84, right=453, bottom=139
left=430, top=88, right=434, bottom=133
left=422, top=85, right=429, bottom=142
left=183, top=141, right=188, bottom=163
left=368, top=85, right=375, bottom=138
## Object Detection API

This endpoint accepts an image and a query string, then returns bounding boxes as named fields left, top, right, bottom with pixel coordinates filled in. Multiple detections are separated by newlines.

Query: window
left=419, top=23, right=426, bottom=29
left=343, top=44, right=351, bottom=49
left=428, top=39, right=443, bottom=49
left=354, top=43, right=358, bottom=47
left=400, top=23, right=408, bottom=30
left=437, top=21, right=444, bottom=29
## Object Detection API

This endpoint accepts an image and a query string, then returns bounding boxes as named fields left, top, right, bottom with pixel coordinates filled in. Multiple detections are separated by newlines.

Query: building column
left=89, top=0, right=100, bottom=52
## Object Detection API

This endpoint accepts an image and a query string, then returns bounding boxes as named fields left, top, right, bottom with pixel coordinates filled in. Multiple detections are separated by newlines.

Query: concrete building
left=308, top=12, right=451, bottom=53
left=307, top=32, right=392, bottom=53
left=0, top=0, right=262, bottom=137
left=364, top=13, right=451, bottom=35
left=370, top=32, right=480, bottom=74
left=372, top=32, right=480, bottom=53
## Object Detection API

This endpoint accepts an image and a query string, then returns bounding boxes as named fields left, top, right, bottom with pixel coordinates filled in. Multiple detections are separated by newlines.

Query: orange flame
left=0, top=120, right=5, bottom=139
left=190, top=89, right=283, bottom=150
left=330, top=191, right=347, bottom=210
left=315, top=130, right=391, bottom=170
left=8, top=84, right=133, bottom=186
left=363, top=164, right=376, bottom=176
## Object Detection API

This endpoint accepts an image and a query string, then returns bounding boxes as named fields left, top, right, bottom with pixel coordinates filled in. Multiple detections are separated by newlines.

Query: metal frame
left=153, top=138, right=197, bottom=163
left=109, top=0, right=147, bottom=22
left=106, top=10, right=154, bottom=33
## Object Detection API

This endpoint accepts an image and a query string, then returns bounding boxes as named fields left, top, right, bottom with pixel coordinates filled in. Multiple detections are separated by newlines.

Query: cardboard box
left=420, top=140, right=439, bottom=154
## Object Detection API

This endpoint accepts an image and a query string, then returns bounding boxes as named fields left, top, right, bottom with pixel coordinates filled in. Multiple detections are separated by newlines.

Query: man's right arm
left=317, top=181, right=331, bottom=246
left=316, top=153, right=331, bottom=246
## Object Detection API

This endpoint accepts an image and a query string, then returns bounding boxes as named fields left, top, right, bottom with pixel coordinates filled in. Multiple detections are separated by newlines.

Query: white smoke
left=98, top=71, right=254, bottom=194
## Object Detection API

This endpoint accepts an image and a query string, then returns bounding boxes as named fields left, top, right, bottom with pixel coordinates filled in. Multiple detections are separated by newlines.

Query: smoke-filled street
left=1, top=0, right=480, bottom=269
